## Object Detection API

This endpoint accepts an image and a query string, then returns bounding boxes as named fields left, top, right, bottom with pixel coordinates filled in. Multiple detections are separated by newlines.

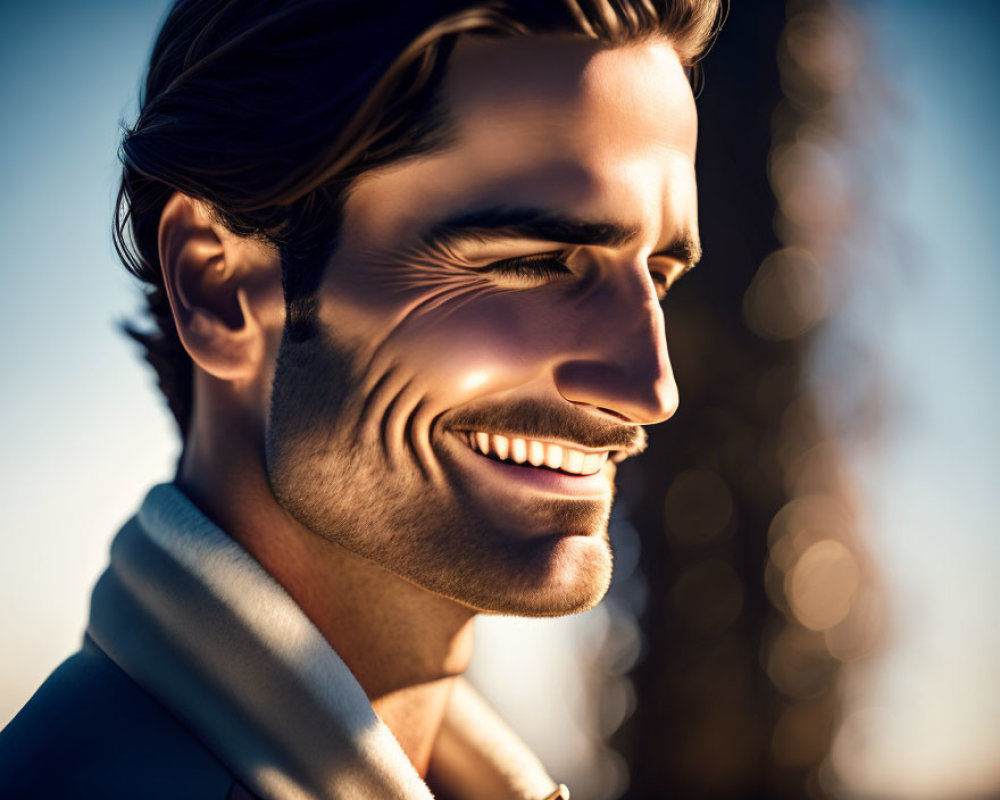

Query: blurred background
left=1, top=1, right=997, bottom=798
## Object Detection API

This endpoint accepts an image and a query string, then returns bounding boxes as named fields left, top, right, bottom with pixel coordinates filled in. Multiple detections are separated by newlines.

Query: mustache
left=444, top=399, right=648, bottom=456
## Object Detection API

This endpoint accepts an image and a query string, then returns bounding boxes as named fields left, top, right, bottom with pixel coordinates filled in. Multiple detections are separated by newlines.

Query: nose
left=553, top=274, right=679, bottom=425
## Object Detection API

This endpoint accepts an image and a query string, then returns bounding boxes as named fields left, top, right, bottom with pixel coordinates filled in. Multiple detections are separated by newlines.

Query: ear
left=158, top=193, right=280, bottom=383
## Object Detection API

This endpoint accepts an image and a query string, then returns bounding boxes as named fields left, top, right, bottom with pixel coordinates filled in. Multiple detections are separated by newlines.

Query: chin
left=439, top=529, right=615, bottom=618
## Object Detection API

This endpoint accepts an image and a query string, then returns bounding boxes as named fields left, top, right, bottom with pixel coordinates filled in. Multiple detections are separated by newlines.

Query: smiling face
left=265, top=34, right=699, bottom=616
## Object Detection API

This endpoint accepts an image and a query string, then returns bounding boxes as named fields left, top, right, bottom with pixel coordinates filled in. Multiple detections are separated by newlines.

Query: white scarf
left=87, top=484, right=563, bottom=800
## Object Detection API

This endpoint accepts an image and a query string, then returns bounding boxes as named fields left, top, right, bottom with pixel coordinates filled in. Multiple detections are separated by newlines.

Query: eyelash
left=485, top=252, right=572, bottom=280
left=650, top=271, right=670, bottom=301
left=483, top=252, right=681, bottom=302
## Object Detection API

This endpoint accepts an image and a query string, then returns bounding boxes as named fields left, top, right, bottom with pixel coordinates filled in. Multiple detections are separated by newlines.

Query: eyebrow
left=424, top=206, right=702, bottom=269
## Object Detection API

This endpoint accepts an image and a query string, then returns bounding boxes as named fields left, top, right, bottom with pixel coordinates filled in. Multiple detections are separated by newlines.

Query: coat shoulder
left=0, top=638, right=237, bottom=800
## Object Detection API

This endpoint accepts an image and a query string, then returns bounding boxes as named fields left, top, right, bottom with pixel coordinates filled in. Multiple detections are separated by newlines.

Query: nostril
left=567, top=399, right=631, bottom=422
left=595, top=406, right=631, bottom=422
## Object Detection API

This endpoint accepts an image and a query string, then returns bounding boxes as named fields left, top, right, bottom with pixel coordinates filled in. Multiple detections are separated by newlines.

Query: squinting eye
left=650, top=271, right=668, bottom=300
left=484, top=252, right=572, bottom=282
left=650, top=262, right=692, bottom=303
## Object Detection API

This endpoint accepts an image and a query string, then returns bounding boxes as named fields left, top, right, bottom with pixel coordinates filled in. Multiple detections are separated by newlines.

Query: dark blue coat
left=0, top=637, right=255, bottom=799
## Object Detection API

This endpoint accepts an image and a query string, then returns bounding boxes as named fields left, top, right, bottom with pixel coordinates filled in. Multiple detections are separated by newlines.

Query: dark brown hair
left=115, top=0, right=724, bottom=437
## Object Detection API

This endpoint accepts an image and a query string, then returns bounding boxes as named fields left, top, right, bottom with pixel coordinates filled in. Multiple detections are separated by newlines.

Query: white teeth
left=492, top=434, right=509, bottom=460
left=463, top=430, right=609, bottom=476
left=528, top=440, right=545, bottom=466
left=582, top=452, right=604, bottom=475
left=563, top=449, right=585, bottom=474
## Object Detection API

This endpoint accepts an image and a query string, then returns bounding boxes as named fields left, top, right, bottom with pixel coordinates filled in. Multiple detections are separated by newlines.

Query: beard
left=263, top=327, right=615, bottom=617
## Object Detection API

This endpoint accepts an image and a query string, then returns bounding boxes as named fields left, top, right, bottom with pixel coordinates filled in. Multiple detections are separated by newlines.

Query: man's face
left=265, top=35, right=699, bottom=616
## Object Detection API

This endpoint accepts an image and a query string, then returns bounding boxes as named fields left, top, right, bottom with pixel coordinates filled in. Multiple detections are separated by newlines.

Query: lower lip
left=446, top=433, right=611, bottom=498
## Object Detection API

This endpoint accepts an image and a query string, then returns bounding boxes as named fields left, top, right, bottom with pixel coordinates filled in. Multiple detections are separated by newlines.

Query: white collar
left=87, top=483, right=562, bottom=800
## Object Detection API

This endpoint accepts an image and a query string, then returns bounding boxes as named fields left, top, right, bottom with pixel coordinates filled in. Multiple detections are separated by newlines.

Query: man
left=0, top=1, right=721, bottom=797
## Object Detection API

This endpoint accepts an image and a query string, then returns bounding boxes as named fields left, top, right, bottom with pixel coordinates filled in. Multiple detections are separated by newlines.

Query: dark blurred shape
left=670, top=558, right=744, bottom=632
left=665, top=469, right=735, bottom=544
left=612, top=2, right=882, bottom=798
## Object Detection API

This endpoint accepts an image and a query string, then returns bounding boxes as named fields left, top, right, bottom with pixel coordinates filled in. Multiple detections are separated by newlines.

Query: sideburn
left=265, top=327, right=357, bottom=514
left=279, top=193, right=346, bottom=344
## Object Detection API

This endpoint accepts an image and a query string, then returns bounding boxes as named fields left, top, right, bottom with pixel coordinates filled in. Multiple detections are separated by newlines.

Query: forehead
left=446, top=34, right=697, bottom=160
left=343, top=34, right=698, bottom=244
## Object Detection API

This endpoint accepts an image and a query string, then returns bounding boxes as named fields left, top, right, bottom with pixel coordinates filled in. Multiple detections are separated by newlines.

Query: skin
left=158, top=34, right=699, bottom=779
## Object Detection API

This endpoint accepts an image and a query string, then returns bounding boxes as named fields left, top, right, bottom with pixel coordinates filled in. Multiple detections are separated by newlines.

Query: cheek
left=382, top=290, right=571, bottom=402
left=318, top=253, right=588, bottom=407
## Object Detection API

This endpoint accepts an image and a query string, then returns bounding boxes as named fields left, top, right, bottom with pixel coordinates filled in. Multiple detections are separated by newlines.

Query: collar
left=87, top=483, right=563, bottom=800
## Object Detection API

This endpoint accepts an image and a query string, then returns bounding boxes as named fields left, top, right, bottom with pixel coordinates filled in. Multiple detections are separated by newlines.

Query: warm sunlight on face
left=265, top=35, right=700, bottom=616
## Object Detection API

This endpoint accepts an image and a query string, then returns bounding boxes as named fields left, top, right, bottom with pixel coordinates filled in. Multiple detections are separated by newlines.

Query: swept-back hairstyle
left=115, top=0, right=724, bottom=437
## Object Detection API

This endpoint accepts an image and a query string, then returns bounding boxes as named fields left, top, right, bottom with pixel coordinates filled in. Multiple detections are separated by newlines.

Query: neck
left=178, top=379, right=477, bottom=777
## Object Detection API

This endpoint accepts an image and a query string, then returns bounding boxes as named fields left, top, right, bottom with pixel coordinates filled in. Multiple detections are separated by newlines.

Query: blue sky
left=0, top=0, right=179, bottom=727
left=822, top=2, right=1000, bottom=795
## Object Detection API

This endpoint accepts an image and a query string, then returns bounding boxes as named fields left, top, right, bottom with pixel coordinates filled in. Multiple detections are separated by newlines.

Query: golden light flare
left=458, top=369, right=491, bottom=393
left=766, top=493, right=854, bottom=573
left=822, top=585, right=882, bottom=662
left=749, top=5, right=884, bottom=794
left=770, top=139, right=851, bottom=232
left=788, top=538, right=860, bottom=631
left=781, top=9, right=864, bottom=98
left=742, top=246, right=830, bottom=341
left=765, top=625, right=838, bottom=700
